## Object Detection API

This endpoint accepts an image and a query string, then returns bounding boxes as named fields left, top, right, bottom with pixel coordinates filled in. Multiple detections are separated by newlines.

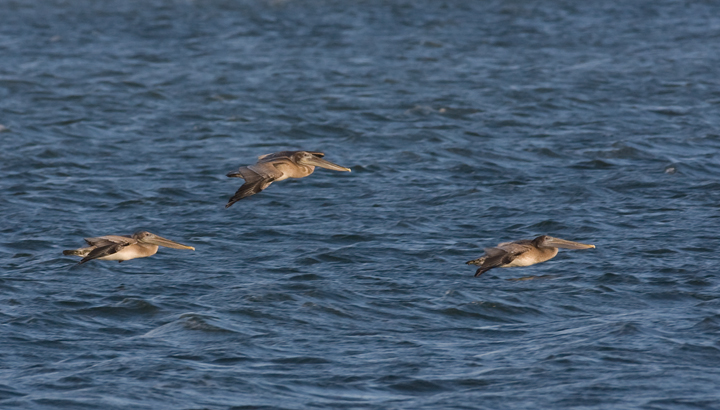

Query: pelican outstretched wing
left=83, top=235, right=132, bottom=247
left=225, top=162, right=284, bottom=207
left=467, top=241, right=534, bottom=277
left=257, top=151, right=324, bottom=162
left=472, top=249, right=517, bottom=277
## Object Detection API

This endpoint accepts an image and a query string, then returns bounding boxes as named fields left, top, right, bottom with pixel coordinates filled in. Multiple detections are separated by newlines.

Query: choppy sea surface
left=2, top=1, right=720, bottom=409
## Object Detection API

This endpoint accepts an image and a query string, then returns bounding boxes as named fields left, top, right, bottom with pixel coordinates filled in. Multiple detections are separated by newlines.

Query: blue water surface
left=2, top=1, right=720, bottom=409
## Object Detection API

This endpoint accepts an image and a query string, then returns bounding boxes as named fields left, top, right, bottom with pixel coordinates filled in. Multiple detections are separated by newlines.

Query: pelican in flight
left=466, top=235, right=595, bottom=277
left=63, top=231, right=195, bottom=264
left=225, top=150, right=351, bottom=208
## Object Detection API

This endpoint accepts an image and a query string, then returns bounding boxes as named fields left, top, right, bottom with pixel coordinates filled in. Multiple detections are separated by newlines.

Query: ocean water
left=2, top=0, right=720, bottom=409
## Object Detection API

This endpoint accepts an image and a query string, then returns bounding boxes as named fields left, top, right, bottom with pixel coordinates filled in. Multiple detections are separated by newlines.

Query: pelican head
left=293, top=151, right=351, bottom=172
left=533, top=235, right=595, bottom=250
left=133, top=231, right=195, bottom=250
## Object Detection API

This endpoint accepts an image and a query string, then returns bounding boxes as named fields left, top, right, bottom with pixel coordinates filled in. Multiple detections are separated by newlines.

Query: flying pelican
left=225, top=150, right=351, bottom=208
left=63, top=231, right=195, bottom=264
left=466, top=235, right=595, bottom=277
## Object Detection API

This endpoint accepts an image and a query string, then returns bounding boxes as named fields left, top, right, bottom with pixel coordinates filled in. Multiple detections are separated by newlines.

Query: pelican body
left=466, top=235, right=595, bottom=277
left=63, top=231, right=195, bottom=264
left=225, top=150, right=351, bottom=208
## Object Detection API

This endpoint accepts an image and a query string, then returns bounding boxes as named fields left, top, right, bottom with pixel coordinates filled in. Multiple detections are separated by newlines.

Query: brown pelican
left=225, top=150, right=351, bottom=208
left=63, top=231, right=195, bottom=264
left=466, top=235, right=595, bottom=277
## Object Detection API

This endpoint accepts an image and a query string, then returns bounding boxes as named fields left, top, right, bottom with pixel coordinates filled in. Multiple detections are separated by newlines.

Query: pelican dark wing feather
left=79, top=243, right=129, bottom=264
left=472, top=248, right=530, bottom=277
left=225, top=176, right=278, bottom=208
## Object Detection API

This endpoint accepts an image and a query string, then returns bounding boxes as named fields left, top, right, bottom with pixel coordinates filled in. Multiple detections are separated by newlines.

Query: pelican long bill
left=298, top=155, right=352, bottom=172
left=542, top=237, right=595, bottom=250
left=141, top=233, right=195, bottom=250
